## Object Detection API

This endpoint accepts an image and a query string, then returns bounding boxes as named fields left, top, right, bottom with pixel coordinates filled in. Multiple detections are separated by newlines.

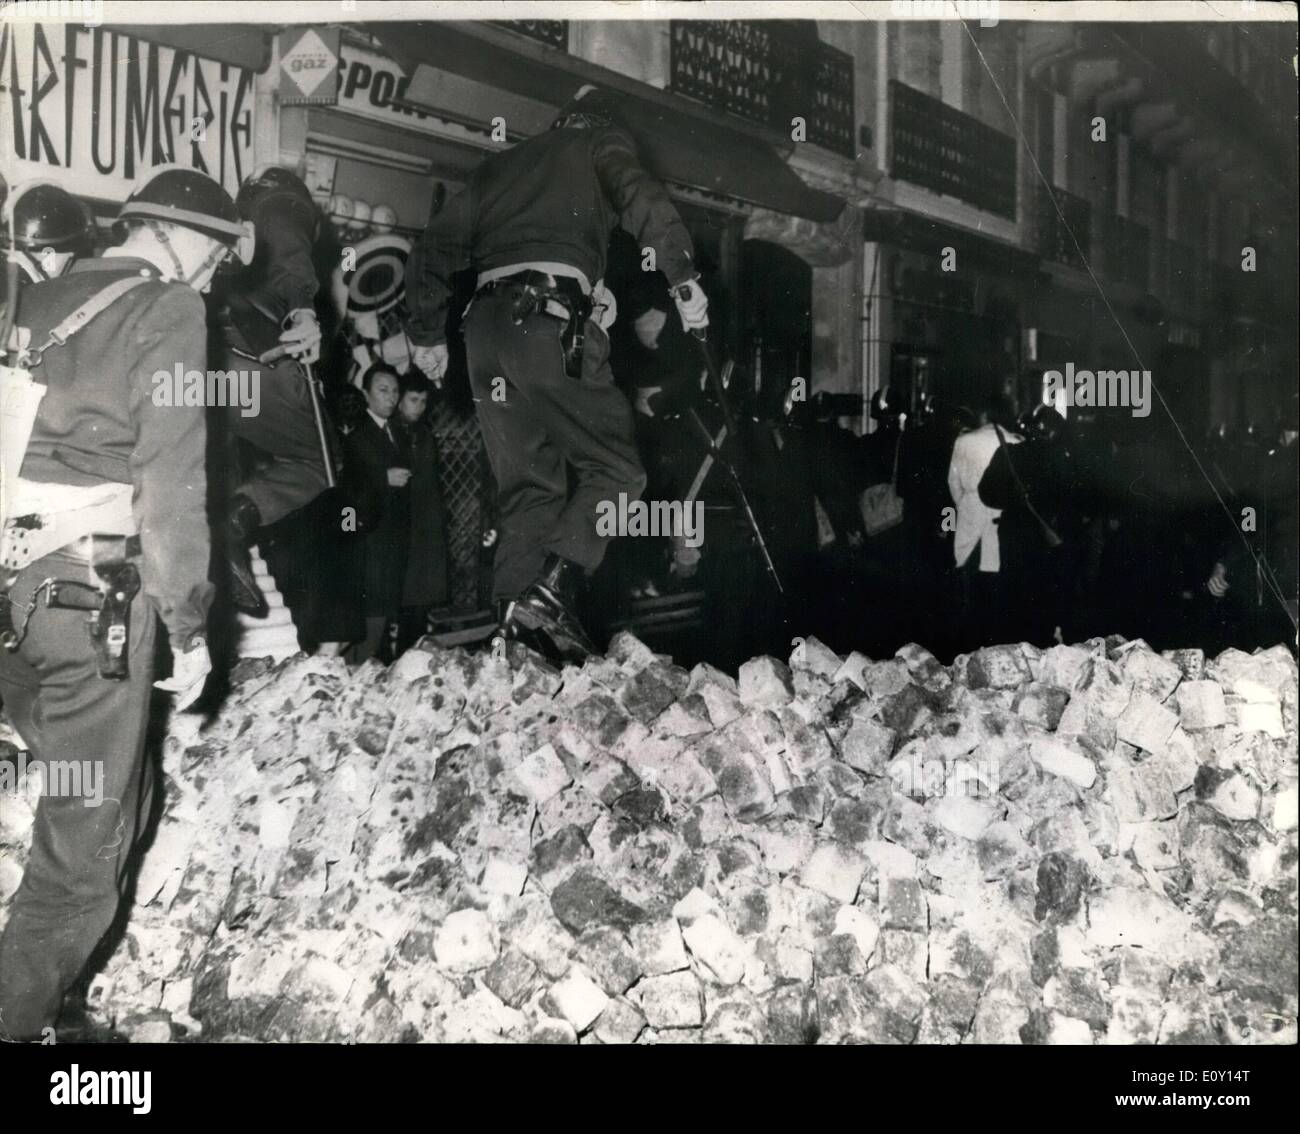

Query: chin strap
left=145, top=220, right=227, bottom=286
left=10, top=250, right=49, bottom=283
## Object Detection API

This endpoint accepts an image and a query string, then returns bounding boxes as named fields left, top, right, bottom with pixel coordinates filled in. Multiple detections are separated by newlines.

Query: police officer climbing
left=406, top=84, right=709, bottom=662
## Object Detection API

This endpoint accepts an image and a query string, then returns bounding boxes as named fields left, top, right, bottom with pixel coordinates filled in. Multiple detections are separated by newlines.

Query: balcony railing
left=890, top=81, right=1017, bottom=219
left=1037, top=186, right=1092, bottom=269
left=497, top=20, right=569, bottom=51
left=1100, top=214, right=1150, bottom=291
left=669, top=21, right=856, bottom=158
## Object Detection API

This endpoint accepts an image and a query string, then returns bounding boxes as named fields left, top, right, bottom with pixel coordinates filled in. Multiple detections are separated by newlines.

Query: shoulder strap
left=30, top=275, right=155, bottom=363
left=993, top=424, right=1062, bottom=548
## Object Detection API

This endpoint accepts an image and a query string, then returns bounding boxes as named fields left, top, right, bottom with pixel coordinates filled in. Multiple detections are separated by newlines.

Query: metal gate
left=430, top=399, right=494, bottom=611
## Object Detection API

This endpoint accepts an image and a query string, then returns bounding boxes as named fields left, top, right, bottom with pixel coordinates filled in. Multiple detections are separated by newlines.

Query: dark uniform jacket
left=407, top=122, right=696, bottom=347
left=226, top=183, right=320, bottom=349
left=14, top=257, right=212, bottom=648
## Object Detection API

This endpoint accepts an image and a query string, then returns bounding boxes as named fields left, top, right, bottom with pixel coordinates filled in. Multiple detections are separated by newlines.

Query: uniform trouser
left=0, top=548, right=156, bottom=1040
left=463, top=286, right=646, bottom=600
left=219, top=326, right=330, bottom=527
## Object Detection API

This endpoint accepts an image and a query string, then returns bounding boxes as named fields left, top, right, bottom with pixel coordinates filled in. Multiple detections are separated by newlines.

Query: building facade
left=3, top=11, right=1295, bottom=610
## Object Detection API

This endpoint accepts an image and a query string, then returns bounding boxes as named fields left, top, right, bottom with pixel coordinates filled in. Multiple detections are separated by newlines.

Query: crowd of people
left=0, top=79, right=1295, bottom=1042
left=586, top=362, right=1299, bottom=669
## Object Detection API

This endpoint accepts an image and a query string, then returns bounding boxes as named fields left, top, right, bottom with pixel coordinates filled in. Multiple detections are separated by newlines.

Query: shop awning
left=370, top=22, right=844, bottom=225
left=862, top=208, right=1041, bottom=278
left=104, top=24, right=271, bottom=72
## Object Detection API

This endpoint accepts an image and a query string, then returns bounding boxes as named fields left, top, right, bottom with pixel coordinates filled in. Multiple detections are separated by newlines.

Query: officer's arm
left=254, top=195, right=320, bottom=321
left=592, top=124, right=696, bottom=286
left=407, top=184, right=476, bottom=347
left=128, top=286, right=214, bottom=649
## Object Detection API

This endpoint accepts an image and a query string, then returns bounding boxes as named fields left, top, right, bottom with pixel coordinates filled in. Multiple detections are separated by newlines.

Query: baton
left=674, top=287, right=783, bottom=596
left=301, top=358, right=337, bottom=490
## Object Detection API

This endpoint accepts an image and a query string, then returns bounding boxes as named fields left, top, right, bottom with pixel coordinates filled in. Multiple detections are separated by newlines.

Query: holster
left=37, top=538, right=141, bottom=679
left=488, top=272, right=593, bottom=379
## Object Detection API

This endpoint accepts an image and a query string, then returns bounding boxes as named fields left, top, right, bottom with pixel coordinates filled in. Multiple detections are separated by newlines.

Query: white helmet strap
left=145, top=219, right=226, bottom=286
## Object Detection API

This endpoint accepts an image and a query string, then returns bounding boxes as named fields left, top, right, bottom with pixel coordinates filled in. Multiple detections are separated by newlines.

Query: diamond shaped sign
left=279, top=27, right=340, bottom=105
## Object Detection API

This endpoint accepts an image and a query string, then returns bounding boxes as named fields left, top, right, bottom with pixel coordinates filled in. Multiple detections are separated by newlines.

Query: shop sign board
left=0, top=22, right=255, bottom=199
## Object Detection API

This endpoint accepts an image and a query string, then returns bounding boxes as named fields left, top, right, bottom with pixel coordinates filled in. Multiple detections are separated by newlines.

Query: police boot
left=504, top=553, right=597, bottom=664
left=494, top=598, right=548, bottom=658
left=226, top=494, right=268, bottom=618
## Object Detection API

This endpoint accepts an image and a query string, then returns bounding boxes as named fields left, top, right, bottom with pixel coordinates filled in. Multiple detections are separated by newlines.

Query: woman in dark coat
left=392, top=374, right=450, bottom=653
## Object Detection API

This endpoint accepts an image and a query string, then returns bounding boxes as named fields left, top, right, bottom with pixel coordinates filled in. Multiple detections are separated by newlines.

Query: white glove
left=592, top=281, right=617, bottom=332
left=634, top=385, right=662, bottom=418
left=154, top=639, right=212, bottom=711
left=673, top=279, right=709, bottom=332
left=279, top=309, right=322, bottom=364
left=670, top=536, right=701, bottom=579
left=411, top=342, right=449, bottom=386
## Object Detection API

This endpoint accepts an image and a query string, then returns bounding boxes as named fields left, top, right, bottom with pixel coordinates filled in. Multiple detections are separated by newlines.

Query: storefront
left=0, top=21, right=264, bottom=220
left=861, top=209, right=1038, bottom=421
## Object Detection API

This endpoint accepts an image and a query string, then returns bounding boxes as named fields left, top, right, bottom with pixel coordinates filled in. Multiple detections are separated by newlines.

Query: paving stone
left=681, top=913, right=747, bottom=986
left=549, top=966, right=609, bottom=1032
left=635, top=971, right=702, bottom=1029
left=1115, top=694, right=1179, bottom=754
left=433, top=909, right=498, bottom=972
left=799, top=843, right=868, bottom=904
left=1176, top=680, right=1228, bottom=731
left=738, top=656, right=795, bottom=708
left=628, top=919, right=690, bottom=976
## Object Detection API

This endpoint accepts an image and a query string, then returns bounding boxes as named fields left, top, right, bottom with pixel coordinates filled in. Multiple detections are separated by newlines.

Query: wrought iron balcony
left=497, top=20, right=569, bottom=51
left=669, top=21, right=856, bottom=158
left=1036, top=186, right=1092, bottom=269
left=1099, top=214, right=1150, bottom=290
left=890, top=81, right=1017, bottom=219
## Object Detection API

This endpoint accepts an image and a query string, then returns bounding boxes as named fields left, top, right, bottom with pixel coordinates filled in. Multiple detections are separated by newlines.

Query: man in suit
left=341, top=365, right=410, bottom=663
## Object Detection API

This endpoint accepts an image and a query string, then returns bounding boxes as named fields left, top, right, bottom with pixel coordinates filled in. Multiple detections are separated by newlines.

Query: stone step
left=236, top=545, right=300, bottom=661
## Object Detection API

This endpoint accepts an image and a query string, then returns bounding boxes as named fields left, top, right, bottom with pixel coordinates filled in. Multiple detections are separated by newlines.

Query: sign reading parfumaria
left=0, top=22, right=255, bottom=199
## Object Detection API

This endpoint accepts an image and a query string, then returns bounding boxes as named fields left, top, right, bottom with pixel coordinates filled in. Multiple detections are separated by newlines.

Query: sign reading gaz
left=0, top=23, right=255, bottom=199
left=279, top=26, right=339, bottom=105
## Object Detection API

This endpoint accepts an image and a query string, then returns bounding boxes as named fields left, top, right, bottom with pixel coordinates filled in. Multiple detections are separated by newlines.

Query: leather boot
left=227, top=494, right=268, bottom=617
left=504, top=553, right=597, bottom=664
left=494, top=597, right=548, bottom=658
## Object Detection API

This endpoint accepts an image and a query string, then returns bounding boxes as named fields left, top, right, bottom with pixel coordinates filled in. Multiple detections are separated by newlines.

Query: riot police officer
left=1, top=179, right=97, bottom=283
left=215, top=166, right=329, bottom=616
left=0, top=166, right=249, bottom=1041
left=407, top=85, right=708, bottom=662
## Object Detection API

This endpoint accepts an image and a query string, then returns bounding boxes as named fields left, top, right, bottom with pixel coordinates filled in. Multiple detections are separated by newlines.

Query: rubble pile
left=1, top=632, right=1296, bottom=1044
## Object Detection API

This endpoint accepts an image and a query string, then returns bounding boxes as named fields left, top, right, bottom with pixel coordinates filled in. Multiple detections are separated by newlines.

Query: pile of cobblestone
left=1, top=631, right=1295, bottom=1044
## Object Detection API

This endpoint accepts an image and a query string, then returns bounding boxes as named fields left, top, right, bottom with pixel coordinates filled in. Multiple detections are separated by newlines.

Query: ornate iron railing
left=669, top=21, right=856, bottom=157
left=890, top=81, right=1017, bottom=219
left=1037, top=186, right=1092, bottom=269
left=497, top=20, right=569, bottom=51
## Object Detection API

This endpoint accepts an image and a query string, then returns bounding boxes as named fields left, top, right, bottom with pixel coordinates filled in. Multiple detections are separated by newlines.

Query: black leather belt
left=475, top=271, right=593, bottom=379
left=476, top=270, right=588, bottom=301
